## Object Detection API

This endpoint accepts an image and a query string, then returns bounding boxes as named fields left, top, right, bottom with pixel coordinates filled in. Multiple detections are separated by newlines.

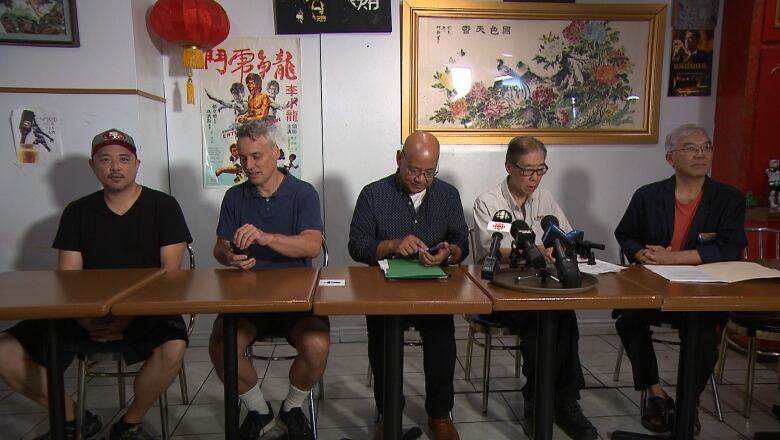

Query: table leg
left=534, top=311, right=558, bottom=440
left=612, top=311, right=703, bottom=440
left=383, top=315, right=403, bottom=440
left=223, top=314, right=239, bottom=440
left=673, top=311, right=702, bottom=440
left=46, top=319, right=65, bottom=440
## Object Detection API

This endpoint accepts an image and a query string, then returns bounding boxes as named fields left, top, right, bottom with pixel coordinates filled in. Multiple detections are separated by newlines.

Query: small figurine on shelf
left=768, top=159, right=780, bottom=210
left=746, top=192, right=758, bottom=208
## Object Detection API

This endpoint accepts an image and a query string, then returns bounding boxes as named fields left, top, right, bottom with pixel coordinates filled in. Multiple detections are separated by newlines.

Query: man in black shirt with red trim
left=0, top=128, right=192, bottom=440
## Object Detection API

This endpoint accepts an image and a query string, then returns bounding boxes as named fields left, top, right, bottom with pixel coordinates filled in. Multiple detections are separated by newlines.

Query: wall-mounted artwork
left=200, top=37, right=303, bottom=188
left=275, top=0, right=391, bottom=34
left=0, top=0, right=79, bottom=46
left=402, top=0, right=667, bottom=145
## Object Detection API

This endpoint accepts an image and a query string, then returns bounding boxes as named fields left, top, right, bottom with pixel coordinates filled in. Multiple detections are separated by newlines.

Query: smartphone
left=230, top=242, right=247, bottom=255
left=426, top=242, right=445, bottom=254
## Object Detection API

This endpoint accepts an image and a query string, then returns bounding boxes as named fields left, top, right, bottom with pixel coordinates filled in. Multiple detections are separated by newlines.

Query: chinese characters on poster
left=200, top=37, right=302, bottom=188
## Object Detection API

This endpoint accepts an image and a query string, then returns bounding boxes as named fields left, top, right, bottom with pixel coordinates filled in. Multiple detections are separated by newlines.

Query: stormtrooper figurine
left=768, top=159, right=780, bottom=209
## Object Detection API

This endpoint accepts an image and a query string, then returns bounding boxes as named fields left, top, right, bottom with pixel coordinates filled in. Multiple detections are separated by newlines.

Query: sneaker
left=554, top=399, right=598, bottom=440
left=109, top=422, right=152, bottom=440
left=239, top=402, right=276, bottom=440
left=278, top=401, right=314, bottom=440
left=33, top=410, right=103, bottom=440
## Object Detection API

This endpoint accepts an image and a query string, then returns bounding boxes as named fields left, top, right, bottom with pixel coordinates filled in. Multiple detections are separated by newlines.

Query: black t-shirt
left=53, top=186, right=192, bottom=269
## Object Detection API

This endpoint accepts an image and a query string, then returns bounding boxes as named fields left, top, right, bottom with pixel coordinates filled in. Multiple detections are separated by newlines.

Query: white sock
left=239, top=383, right=269, bottom=414
left=282, top=384, right=310, bottom=411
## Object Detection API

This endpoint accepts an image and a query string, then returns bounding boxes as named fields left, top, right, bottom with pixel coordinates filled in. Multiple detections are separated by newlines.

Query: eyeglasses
left=669, top=142, right=714, bottom=155
left=404, top=166, right=439, bottom=180
left=511, top=162, right=549, bottom=177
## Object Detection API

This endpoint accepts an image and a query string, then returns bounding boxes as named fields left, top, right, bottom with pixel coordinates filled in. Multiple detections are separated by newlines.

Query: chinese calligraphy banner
left=200, top=37, right=302, bottom=188
left=274, top=0, right=391, bottom=34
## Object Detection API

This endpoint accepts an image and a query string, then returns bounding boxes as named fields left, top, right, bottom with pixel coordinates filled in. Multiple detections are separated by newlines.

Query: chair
left=463, top=227, right=523, bottom=414
left=245, top=237, right=331, bottom=439
left=464, top=315, right=522, bottom=414
left=716, top=227, right=780, bottom=418
left=612, top=248, right=724, bottom=422
left=74, top=244, right=197, bottom=440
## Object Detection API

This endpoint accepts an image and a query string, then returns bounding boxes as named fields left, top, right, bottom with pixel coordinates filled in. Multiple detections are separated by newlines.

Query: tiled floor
left=2, top=331, right=779, bottom=439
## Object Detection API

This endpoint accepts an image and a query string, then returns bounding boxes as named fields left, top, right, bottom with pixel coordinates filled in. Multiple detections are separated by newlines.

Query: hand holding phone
left=426, top=242, right=445, bottom=255
left=230, top=241, right=247, bottom=255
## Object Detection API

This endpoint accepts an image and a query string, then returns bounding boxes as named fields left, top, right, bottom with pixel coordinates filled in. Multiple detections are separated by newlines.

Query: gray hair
left=236, top=119, right=277, bottom=146
left=506, top=136, right=547, bottom=163
left=664, top=124, right=710, bottom=152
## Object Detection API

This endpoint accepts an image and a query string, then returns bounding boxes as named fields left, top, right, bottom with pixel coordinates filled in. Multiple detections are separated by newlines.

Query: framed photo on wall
left=402, top=0, right=667, bottom=144
left=0, top=0, right=79, bottom=46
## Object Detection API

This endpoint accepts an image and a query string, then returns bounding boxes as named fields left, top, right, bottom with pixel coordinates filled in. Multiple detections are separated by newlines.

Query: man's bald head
left=396, top=131, right=440, bottom=194
left=401, top=131, right=440, bottom=161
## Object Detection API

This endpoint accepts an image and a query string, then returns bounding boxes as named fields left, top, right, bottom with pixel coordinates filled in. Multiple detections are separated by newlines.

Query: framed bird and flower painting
left=401, top=0, right=667, bottom=144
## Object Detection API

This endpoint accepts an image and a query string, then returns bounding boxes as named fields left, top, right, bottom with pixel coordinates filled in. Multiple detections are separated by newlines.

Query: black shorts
left=5, top=315, right=188, bottom=372
left=223, top=312, right=330, bottom=347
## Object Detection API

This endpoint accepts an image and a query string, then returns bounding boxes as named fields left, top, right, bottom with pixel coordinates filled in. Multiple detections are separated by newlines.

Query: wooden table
left=612, top=260, right=780, bottom=440
left=314, top=266, right=492, bottom=440
left=0, top=268, right=165, bottom=440
left=111, top=268, right=319, bottom=440
left=464, top=265, right=662, bottom=440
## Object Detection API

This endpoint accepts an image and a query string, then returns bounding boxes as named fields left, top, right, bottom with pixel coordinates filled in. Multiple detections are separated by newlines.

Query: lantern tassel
left=186, top=71, right=195, bottom=105
left=183, top=46, right=205, bottom=69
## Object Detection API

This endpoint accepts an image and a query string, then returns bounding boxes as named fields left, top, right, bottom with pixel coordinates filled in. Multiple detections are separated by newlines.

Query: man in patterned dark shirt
left=348, top=131, right=469, bottom=440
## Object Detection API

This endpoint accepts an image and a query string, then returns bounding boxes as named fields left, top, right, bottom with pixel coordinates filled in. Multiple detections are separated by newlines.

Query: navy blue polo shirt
left=216, top=171, right=323, bottom=268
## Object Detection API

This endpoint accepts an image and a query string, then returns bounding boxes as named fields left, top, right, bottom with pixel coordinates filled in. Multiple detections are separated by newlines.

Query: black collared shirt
left=348, top=172, right=470, bottom=265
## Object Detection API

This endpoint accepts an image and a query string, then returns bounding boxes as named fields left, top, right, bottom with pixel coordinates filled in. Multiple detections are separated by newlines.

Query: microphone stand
left=509, top=240, right=519, bottom=269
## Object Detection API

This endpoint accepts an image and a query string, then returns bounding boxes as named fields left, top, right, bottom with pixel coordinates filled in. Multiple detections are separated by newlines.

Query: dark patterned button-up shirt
left=348, top=172, right=470, bottom=266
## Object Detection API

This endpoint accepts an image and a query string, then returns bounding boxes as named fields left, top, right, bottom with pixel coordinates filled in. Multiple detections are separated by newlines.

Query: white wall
left=1, top=0, right=724, bottom=333
left=0, top=0, right=169, bottom=272
left=163, top=0, right=724, bottom=332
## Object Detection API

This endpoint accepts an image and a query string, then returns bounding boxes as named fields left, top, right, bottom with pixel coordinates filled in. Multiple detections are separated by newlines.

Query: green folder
left=383, top=258, right=447, bottom=280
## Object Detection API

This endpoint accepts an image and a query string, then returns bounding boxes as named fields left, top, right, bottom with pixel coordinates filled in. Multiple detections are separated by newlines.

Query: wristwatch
left=444, top=250, right=455, bottom=265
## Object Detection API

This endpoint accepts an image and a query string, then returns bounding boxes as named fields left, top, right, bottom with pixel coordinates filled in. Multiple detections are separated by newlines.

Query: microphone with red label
left=480, top=209, right=513, bottom=280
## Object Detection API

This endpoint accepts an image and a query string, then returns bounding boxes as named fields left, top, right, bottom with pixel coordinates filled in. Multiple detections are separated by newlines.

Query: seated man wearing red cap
left=0, top=128, right=193, bottom=440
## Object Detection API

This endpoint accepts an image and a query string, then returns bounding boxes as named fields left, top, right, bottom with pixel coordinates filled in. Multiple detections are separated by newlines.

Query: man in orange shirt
left=614, top=124, right=747, bottom=435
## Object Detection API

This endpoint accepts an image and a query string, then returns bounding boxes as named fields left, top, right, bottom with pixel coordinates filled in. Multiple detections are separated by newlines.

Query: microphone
left=480, top=210, right=513, bottom=280
left=566, top=228, right=606, bottom=265
left=509, top=220, right=546, bottom=269
left=540, top=215, right=581, bottom=288
left=540, top=215, right=573, bottom=249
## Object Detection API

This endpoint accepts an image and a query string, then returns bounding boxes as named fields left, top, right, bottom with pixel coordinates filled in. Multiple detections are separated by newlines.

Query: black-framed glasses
left=669, top=142, right=714, bottom=155
left=511, top=162, right=549, bottom=177
left=404, top=166, right=439, bottom=180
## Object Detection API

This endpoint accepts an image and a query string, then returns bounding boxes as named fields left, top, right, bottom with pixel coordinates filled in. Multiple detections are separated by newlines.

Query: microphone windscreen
left=540, top=215, right=559, bottom=231
left=510, top=219, right=530, bottom=239
left=491, top=209, right=513, bottom=223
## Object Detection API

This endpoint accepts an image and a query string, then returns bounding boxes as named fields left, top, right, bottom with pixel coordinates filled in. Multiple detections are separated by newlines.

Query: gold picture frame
left=402, top=0, right=666, bottom=144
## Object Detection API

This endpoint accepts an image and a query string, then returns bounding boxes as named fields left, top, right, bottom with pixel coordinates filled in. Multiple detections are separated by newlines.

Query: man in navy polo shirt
left=208, top=120, right=328, bottom=440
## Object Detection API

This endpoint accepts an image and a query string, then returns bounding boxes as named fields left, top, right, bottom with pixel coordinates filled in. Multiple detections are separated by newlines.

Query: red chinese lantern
left=149, top=0, right=230, bottom=104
